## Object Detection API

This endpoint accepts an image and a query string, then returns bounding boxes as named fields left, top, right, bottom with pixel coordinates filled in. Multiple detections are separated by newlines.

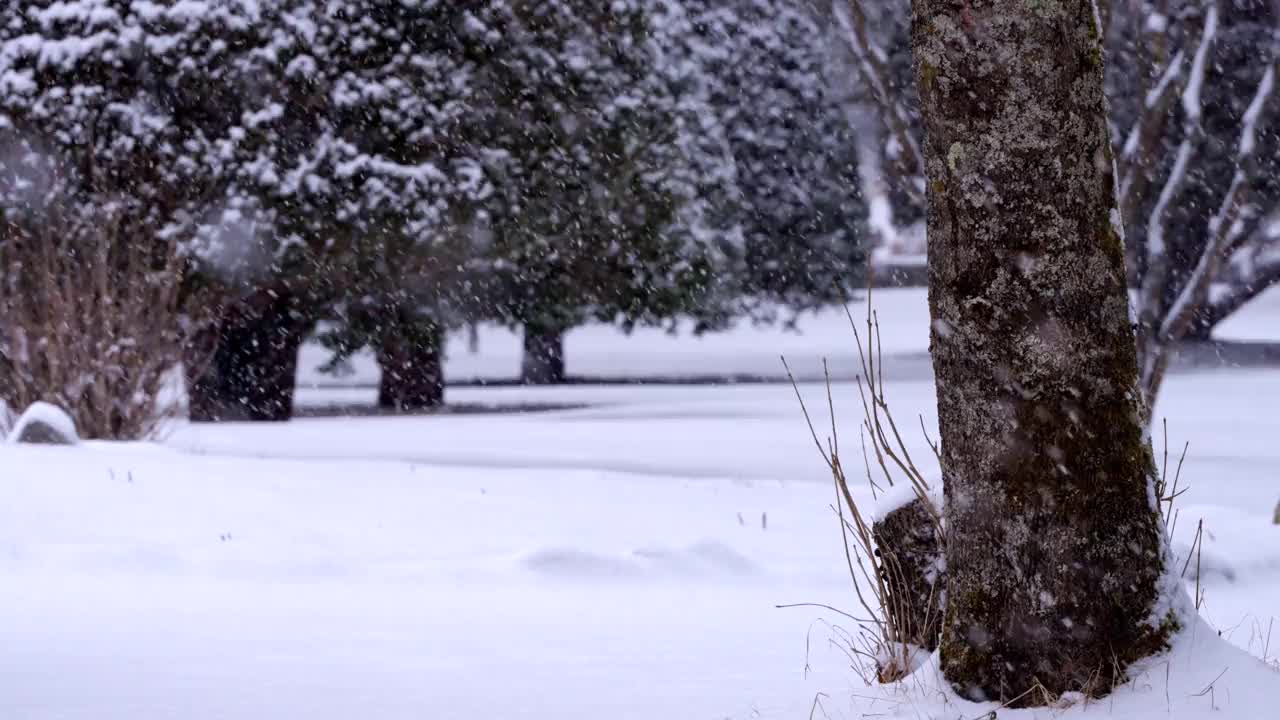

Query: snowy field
left=299, top=286, right=1280, bottom=388
left=2, top=288, right=1279, bottom=719
left=298, top=288, right=937, bottom=387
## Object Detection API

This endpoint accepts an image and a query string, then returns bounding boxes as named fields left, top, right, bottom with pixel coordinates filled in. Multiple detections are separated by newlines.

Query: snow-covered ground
left=2, top=288, right=1278, bottom=719
left=298, top=285, right=1280, bottom=387
left=299, top=287, right=935, bottom=387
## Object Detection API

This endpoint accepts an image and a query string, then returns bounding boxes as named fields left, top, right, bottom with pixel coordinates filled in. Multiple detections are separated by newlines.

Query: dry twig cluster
left=785, top=288, right=942, bottom=684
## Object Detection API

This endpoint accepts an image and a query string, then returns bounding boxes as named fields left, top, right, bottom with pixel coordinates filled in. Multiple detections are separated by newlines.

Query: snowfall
left=2, top=288, right=1278, bottom=719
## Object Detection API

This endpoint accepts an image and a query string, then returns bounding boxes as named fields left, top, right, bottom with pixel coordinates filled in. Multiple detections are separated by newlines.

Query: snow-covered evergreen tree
left=657, top=0, right=867, bottom=318
left=476, top=0, right=722, bottom=383
left=649, top=0, right=745, bottom=328
left=181, top=1, right=502, bottom=413
left=305, top=2, right=502, bottom=409
left=0, top=0, right=255, bottom=246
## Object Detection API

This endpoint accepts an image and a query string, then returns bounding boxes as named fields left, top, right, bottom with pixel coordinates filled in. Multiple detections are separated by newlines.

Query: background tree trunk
left=186, top=290, right=311, bottom=422
left=521, top=324, right=566, bottom=385
left=912, top=0, right=1172, bottom=703
left=238, top=307, right=306, bottom=421
left=377, top=323, right=445, bottom=410
left=184, top=323, right=226, bottom=423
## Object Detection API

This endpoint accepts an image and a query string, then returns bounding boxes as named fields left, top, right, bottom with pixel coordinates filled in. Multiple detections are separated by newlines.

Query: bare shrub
left=786, top=298, right=1212, bottom=691
left=784, top=288, right=943, bottom=684
left=0, top=189, right=197, bottom=440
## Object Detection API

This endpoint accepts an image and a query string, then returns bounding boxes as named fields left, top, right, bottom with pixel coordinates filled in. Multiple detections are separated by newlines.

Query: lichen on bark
left=910, top=0, right=1173, bottom=704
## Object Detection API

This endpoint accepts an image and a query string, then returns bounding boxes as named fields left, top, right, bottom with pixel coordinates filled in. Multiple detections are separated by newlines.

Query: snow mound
left=862, top=615, right=1279, bottom=718
left=8, top=402, right=79, bottom=445
left=870, top=479, right=943, bottom=522
left=522, top=541, right=756, bottom=580
left=521, top=548, right=642, bottom=579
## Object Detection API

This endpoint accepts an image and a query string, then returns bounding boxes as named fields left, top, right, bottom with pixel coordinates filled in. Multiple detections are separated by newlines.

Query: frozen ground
left=1, top=288, right=1278, bottom=719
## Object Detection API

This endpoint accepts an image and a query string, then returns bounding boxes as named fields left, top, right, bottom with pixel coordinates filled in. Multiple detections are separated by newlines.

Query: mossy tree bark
left=911, top=0, right=1171, bottom=703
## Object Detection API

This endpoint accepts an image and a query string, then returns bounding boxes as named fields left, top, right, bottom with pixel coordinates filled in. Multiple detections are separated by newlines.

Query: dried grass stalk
left=785, top=286, right=943, bottom=684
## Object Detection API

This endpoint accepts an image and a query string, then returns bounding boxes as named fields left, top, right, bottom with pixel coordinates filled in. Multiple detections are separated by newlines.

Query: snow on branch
left=1146, top=51, right=1187, bottom=112
left=1239, top=65, right=1275, bottom=158
left=1118, top=50, right=1184, bottom=204
left=1197, top=218, right=1280, bottom=332
left=1137, top=5, right=1218, bottom=315
left=1135, top=2, right=1222, bottom=399
left=1161, top=46, right=1278, bottom=344
left=1180, top=3, right=1218, bottom=122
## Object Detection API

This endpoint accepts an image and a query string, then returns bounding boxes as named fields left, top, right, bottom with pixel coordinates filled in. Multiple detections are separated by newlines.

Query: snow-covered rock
left=8, top=402, right=79, bottom=445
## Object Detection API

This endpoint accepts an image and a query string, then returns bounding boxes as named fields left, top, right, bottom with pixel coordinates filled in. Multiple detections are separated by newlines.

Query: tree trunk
left=377, top=323, right=445, bottom=410
left=186, top=290, right=310, bottom=422
left=240, top=310, right=305, bottom=421
left=183, top=323, right=225, bottom=423
left=913, top=0, right=1172, bottom=703
left=521, top=324, right=566, bottom=384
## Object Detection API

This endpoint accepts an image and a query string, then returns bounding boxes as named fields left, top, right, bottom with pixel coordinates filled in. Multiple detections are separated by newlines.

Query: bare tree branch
left=832, top=0, right=925, bottom=208
left=1142, top=24, right=1279, bottom=402
left=1161, top=64, right=1277, bottom=337
left=1135, top=3, right=1219, bottom=395
left=1202, top=214, right=1280, bottom=330
left=848, top=0, right=1280, bottom=415
left=1118, top=50, right=1185, bottom=219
